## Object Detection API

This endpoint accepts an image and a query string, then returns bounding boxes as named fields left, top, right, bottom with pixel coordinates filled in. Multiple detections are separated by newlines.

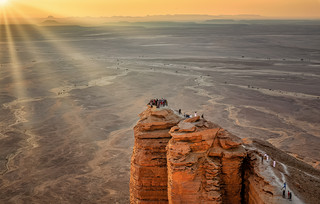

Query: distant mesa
left=40, top=16, right=61, bottom=26
left=41, top=19, right=61, bottom=26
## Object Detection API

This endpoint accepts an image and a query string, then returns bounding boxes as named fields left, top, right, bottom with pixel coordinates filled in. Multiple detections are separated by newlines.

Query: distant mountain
left=41, top=19, right=61, bottom=25
left=105, top=20, right=198, bottom=27
left=38, top=14, right=265, bottom=26
left=205, top=19, right=320, bottom=25
left=30, top=14, right=320, bottom=26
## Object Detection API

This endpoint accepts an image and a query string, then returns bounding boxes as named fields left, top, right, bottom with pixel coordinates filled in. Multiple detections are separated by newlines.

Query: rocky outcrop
left=167, top=117, right=246, bottom=203
left=130, top=107, right=316, bottom=203
left=130, top=107, right=181, bottom=203
left=130, top=108, right=247, bottom=203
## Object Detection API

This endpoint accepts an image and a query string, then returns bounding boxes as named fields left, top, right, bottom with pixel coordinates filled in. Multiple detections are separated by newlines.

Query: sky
left=1, top=0, right=320, bottom=19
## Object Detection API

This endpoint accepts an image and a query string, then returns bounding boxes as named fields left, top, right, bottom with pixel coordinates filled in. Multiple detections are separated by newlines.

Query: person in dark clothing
left=282, top=190, right=286, bottom=198
left=179, top=109, right=181, bottom=115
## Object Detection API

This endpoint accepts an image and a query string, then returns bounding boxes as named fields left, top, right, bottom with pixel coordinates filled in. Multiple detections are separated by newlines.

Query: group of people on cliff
left=179, top=109, right=204, bottom=119
left=148, top=98, right=168, bottom=108
left=281, top=182, right=293, bottom=200
left=262, top=155, right=293, bottom=201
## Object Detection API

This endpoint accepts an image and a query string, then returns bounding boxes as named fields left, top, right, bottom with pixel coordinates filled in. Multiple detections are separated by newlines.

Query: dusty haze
left=0, top=22, right=320, bottom=203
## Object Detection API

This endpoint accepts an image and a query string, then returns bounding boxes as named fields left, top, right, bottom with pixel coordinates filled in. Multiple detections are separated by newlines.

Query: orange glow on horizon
left=0, top=0, right=319, bottom=20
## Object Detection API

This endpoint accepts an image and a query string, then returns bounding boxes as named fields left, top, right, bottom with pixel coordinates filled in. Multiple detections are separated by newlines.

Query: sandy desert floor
left=0, top=23, right=319, bottom=203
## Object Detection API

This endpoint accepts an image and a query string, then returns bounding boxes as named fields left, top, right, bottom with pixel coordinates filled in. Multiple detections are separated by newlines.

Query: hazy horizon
left=1, top=0, right=320, bottom=19
left=1, top=1, right=320, bottom=203
left=0, top=22, right=319, bottom=203
left=2, top=14, right=320, bottom=26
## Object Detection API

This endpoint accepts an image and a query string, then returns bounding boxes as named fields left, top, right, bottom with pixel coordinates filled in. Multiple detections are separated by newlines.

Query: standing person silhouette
left=281, top=182, right=286, bottom=190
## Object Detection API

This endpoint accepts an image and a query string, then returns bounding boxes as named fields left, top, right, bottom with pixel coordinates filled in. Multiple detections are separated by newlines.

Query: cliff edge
left=130, top=107, right=320, bottom=204
left=130, top=107, right=181, bottom=203
left=167, top=117, right=246, bottom=203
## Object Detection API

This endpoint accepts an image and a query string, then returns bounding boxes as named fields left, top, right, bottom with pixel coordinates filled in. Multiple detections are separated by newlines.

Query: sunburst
left=0, top=0, right=8, bottom=5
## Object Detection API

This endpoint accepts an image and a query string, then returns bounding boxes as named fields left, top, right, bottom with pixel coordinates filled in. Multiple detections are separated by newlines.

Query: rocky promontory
left=130, top=107, right=320, bottom=204
left=130, top=108, right=181, bottom=203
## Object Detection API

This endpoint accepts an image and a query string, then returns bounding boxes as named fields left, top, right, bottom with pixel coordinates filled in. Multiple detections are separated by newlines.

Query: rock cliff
left=130, top=107, right=319, bottom=204
left=130, top=107, right=181, bottom=203
left=167, top=117, right=246, bottom=203
left=241, top=149, right=280, bottom=204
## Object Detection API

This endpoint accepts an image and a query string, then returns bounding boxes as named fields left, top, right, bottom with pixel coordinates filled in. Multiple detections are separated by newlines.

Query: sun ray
left=7, top=10, right=43, bottom=64
left=4, top=9, right=97, bottom=149
left=12, top=5, right=117, bottom=86
left=0, top=0, right=8, bottom=6
left=2, top=9, right=27, bottom=99
left=8, top=9, right=77, bottom=96
left=6, top=7, right=115, bottom=136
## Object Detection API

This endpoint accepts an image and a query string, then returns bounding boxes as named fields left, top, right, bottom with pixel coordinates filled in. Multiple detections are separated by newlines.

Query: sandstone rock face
left=130, top=107, right=182, bottom=203
left=130, top=108, right=286, bottom=204
left=242, top=150, right=278, bottom=204
left=167, top=119, right=246, bottom=204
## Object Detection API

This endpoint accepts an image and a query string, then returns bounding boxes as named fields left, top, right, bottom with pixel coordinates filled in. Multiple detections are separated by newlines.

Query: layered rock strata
left=241, top=150, right=278, bottom=204
left=167, top=116, right=246, bottom=203
left=130, top=107, right=181, bottom=203
left=130, top=107, right=299, bottom=204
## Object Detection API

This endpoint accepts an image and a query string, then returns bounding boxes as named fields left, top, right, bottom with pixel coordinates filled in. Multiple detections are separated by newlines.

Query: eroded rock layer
left=242, top=150, right=278, bottom=204
left=130, top=107, right=181, bottom=203
left=130, top=108, right=310, bottom=204
left=167, top=117, right=246, bottom=204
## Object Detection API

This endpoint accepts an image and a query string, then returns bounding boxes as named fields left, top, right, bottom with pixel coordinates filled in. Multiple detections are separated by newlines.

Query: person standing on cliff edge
left=282, top=182, right=286, bottom=190
left=289, top=191, right=292, bottom=200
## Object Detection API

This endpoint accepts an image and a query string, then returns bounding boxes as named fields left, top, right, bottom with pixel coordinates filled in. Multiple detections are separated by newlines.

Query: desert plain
left=0, top=22, right=320, bottom=203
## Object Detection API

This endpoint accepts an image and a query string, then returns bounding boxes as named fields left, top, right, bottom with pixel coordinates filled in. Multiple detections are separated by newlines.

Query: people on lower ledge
left=281, top=181, right=293, bottom=200
left=260, top=155, right=294, bottom=201
left=182, top=112, right=205, bottom=119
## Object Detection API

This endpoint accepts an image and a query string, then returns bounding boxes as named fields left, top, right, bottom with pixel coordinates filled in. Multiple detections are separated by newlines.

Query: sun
left=0, top=0, right=8, bottom=5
